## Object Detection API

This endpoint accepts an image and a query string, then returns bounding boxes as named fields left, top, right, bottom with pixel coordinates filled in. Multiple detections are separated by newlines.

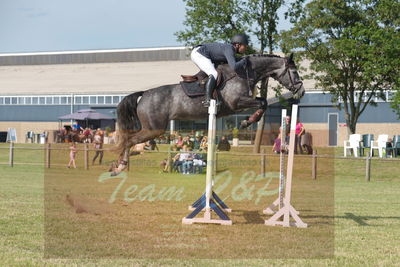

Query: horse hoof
left=110, top=171, right=119, bottom=177
left=240, top=120, right=249, bottom=129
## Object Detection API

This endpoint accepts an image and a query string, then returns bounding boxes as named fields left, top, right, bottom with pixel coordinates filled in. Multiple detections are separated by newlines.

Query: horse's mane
left=246, top=54, right=286, bottom=71
left=248, top=54, right=283, bottom=59
left=217, top=54, right=285, bottom=76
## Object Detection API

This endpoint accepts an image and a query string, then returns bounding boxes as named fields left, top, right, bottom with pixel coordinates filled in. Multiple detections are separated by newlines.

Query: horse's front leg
left=236, top=96, right=267, bottom=128
left=111, top=149, right=130, bottom=176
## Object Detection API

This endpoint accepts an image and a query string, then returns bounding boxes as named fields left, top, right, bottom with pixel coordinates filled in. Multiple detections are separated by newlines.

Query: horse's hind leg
left=112, top=129, right=165, bottom=175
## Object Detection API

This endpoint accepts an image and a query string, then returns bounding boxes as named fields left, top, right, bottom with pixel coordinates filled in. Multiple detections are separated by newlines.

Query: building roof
left=0, top=47, right=317, bottom=96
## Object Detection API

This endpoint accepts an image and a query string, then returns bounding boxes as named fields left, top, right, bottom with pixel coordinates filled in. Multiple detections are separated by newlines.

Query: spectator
left=183, top=135, right=194, bottom=150
left=160, top=158, right=168, bottom=172
left=175, top=135, right=184, bottom=150
left=173, top=145, right=191, bottom=173
left=92, top=130, right=104, bottom=165
left=301, top=132, right=313, bottom=155
left=200, top=136, right=208, bottom=151
left=67, top=142, right=78, bottom=168
left=182, top=148, right=194, bottom=175
left=272, top=133, right=286, bottom=154
left=72, top=123, right=81, bottom=131
left=145, top=139, right=159, bottom=151
left=130, top=143, right=146, bottom=156
left=193, top=153, right=206, bottom=174
left=217, top=136, right=231, bottom=151
left=83, top=128, right=92, bottom=143
left=193, top=136, right=202, bottom=151
left=295, top=118, right=305, bottom=154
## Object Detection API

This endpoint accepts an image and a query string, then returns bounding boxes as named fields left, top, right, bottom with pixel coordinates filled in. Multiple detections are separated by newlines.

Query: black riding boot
left=202, top=75, right=216, bottom=107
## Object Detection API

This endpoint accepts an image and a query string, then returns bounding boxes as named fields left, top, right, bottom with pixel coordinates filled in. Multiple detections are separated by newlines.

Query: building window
left=90, top=96, right=97, bottom=104
left=387, top=91, right=395, bottom=101
left=11, top=97, right=17, bottom=104
left=105, top=96, right=112, bottom=104
left=113, top=96, right=119, bottom=104
left=39, top=97, right=45, bottom=104
left=46, top=97, right=53, bottom=104
left=25, top=97, right=31, bottom=104
left=18, top=97, right=24, bottom=104
left=82, top=96, right=89, bottom=104
left=54, top=97, right=60, bottom=104
left=61, top=97, right=68, bottom=104
left=75, top=96, right=82, bottom=104
left=0, top=98, right=3, bottom=104
left=98, top=96, right=104, bottom=104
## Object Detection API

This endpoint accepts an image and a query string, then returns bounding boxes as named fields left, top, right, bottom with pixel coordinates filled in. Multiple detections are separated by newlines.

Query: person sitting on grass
left=217, top=135, right=231, bottom=151
left=145, top=139, right=159, bottom=151
left=129, top=143, right=146, bottom=156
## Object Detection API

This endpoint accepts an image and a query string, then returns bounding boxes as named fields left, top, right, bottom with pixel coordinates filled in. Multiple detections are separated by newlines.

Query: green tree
left=176, top=0, right=284, bottom=52
left=280, top=0, right=400, bottom=135
left=176, top=0, right=286, bottom=152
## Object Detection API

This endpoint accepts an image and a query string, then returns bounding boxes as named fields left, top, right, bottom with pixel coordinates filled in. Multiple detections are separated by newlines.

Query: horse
left=111, top=53, right=305, bottom=175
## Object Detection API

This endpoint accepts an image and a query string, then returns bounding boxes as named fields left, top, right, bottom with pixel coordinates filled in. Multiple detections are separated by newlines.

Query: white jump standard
left=264, top=105, right=307, bottom=228
left=264, top=109, right=288, bottom=215
left=182, top=99, right=232, bottom=225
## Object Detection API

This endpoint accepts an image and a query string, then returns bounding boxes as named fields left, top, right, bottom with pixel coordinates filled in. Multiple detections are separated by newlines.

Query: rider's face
left=238, top=44, right=247, bottom=54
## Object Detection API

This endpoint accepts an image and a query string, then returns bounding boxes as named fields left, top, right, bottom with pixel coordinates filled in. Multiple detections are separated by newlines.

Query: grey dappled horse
left=112, top=53, right=305, bottom=175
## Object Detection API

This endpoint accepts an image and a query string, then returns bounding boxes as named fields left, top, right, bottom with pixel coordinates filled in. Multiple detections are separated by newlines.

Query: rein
left=277, top=59, right=303, bottom=94
left=245, top=64, right=253, bottom=95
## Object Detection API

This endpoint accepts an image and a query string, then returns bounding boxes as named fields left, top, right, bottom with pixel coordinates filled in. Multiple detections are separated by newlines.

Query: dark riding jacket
left=196, top=43, right=246, bottom=72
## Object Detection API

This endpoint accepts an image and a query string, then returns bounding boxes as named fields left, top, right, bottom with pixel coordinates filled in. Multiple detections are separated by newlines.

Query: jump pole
left=264, top=105, right=307, bottom=228
left=182, top=99, right=232, bottom=225
left=263, top=109, right=287, bottom=215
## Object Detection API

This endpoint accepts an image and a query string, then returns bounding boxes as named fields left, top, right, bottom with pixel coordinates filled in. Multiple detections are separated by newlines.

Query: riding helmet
left=231, top=34, right=249, bottom=45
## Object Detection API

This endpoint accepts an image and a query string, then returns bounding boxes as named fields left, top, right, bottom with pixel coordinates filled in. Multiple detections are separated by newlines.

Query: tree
left=392, top=91, right=400, bottom=119
left=176, top=0, right=286, bottom=152
left=175, top=0, right=248, bottom=47
left=280, top=0, right=400, bottom=136
left=244, top=0, right=284, bottom=153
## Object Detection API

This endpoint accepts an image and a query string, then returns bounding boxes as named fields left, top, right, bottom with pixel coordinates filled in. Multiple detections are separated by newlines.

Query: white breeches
left=191, top=47, right=218, bottom=79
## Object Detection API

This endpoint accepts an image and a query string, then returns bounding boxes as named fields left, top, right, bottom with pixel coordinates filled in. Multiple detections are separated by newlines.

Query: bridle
left=277, top=59, right=303, bottom=95
left=244, top=56, right=303, bottom=96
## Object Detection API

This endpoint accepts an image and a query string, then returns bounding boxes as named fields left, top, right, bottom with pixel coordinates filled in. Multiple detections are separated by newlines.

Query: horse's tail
left=115, top=91, right=144, bottom=155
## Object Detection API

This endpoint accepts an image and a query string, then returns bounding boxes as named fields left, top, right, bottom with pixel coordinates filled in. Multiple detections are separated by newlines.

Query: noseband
left=277, top=59, right=303, bottom=94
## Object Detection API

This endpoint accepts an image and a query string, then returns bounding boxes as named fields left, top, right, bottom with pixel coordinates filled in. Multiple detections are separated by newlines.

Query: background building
left=0, top=47, right=398, bottom=145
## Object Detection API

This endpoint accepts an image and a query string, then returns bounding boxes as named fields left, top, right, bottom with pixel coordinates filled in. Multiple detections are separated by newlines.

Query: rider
left=190, top=33, right=249, bottom=107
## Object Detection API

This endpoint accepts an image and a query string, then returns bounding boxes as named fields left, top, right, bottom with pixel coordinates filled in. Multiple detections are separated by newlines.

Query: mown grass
left=0, top=144, right=399, bottom=266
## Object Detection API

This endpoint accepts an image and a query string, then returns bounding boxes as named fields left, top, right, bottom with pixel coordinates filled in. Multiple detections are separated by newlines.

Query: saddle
left=180, top=70, right=225, bottom=97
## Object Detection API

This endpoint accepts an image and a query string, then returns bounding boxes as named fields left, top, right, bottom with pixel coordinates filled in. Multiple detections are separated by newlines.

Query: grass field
left=0, top=143, right=399, bottom=266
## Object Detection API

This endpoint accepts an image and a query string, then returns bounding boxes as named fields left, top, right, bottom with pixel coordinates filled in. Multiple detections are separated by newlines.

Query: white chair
left=344, top=134, right=362, bottom=157
left=370, top=134, right=388, bottom=158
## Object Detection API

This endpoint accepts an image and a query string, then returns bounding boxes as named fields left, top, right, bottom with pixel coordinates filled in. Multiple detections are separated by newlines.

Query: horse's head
left=245, top=53, right=305, bottom=99
left=274, top=53, right=305, bottom=99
